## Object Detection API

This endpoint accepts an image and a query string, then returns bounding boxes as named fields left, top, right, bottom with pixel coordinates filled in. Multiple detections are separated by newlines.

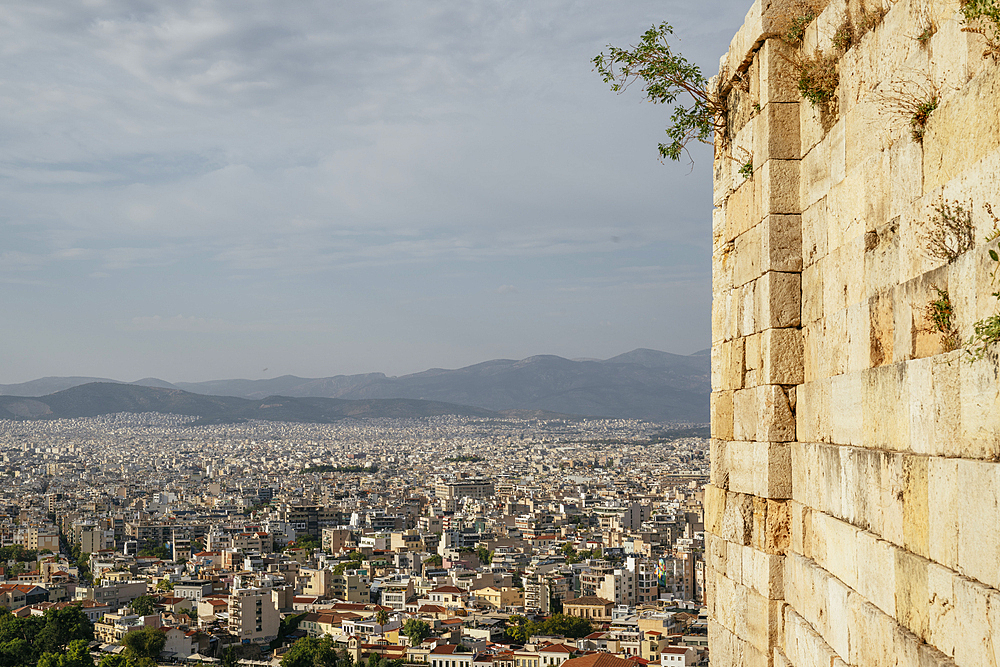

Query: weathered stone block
left=894, top=547, right=929, bottom=640
left=711, top=391, right=735, bottom=441
left=757, top=271, right=802, bottom=330
left=762, top=213, right=803, bottom=274
left=924, top=60, right=1000, bottom=194
left=760, top=326, right=804, bottom=386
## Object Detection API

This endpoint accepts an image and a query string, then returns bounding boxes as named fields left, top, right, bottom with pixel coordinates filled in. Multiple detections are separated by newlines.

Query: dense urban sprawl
left=0, top=413, right=710, bottom=666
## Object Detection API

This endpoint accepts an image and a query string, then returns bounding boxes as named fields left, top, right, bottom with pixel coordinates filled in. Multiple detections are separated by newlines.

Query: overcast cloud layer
left=1, top=0, right=748, bottom=383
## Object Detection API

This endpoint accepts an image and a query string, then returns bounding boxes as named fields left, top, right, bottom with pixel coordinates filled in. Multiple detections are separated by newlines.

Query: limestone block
left=757, top=384, right=797, bottom=442
left=826, top=307, right=848, bottom=377
left=926, top=562, right=957, bottom=660
left=868, top=291, right=896, bottom=367
left=745, top=332, right=762, bottom=386
left=846, top=300, right=870, bottom=372
left=742, top=592, right=785, bottom=655
left=721, top=490, right=755, bottom=546
left=755, top=441, right=792, bottom=499
left=711, top=437, right=729, bottom=489
left=901, top=452, right=929, bottom=558
left=795, top=378, right=830, bottom=444
left=801, top=261, right=824, bottom=328
left=801, top=197, right=828, bottom=270
left=802, top=319, right=824, bottom=383
left=848, top=590, right=897, bottom=667
left=760, top=327, right=804, bottom=385
left=958, top=352, right=1000, bottom=461
left=760, top=159, right=801, bottom=216
left=839, top=445, right=872, bottom=532
left=818, top=511, right=861, bottom=594
left=931, top=350, right=962, bottom=458
left=823, top=244, right=847, bottom=316
left=800, top=134, right=830, bottom=211
left=924, top=64, right=1000, bottom=195
left=733, top=387, right=758, bottom=442
left=747, top=549, right=785, bottom=600
left=740, top=280, right=758, bottom=338
left=865, top=216, right=901, bottom=301
left=788, top=498, right=808, bottom=555
left=752, top=497, right=790, bottom=555
left=830, top=372, right=863, bottom=447
left=726, top=177, right=760, bottom=242
left=825, top=572, right=852, bottom=660
left=956, top=458, right=1000, bottom=591
left=734, top=222, right=763, bottom=288
left=762, top=213, right=803, bottom=274
left=856, top=529, right=897, bottom=618
left=705, top=483, right=728, bottom=536
left=721, top=338, right=747, bottom=391
left=756, top=38, right=801, bottom=106
left=927, top=457, right=959, bottom=570
left=862, top=148, right=892, bottom=231
left=888, top=131, right=923, bottom=222
left=878, top=449, right=905, bottom=546
left=952, top=575, right=995, bottom=667
left=728, top=541, right=745, bottom=584
left=706, top=531, right=729, bottom=577
left=772, top=648, right=792, bottom=667
left=818, top=441, right=844, bottom=519
left=757, top=101, right=801, bottom=162
left=712, top=390, right=735, bottom=441
left=798, top=90, right=827, bottom=161
left=826, top=108, right=847, bottom=187
left=827, top=171, right=865, bottom=255
left=894, top=548, right=929, bottom=640
left=757, top=271, right=802, bottom=330
left=862, top=363, right=910, bottom=451
left=784, top=607, right=841, bottom=667
left=917, top=643, right=958, bottom=667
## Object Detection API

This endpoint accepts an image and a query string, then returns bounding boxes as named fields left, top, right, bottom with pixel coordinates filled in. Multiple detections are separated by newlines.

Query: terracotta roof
left=564, top=596, right=613, bottom=607
left=561, top=655, right=639, bottom=667
left=430, top=586, right=464, bottom=594
left=539, top=644, right=575, bottom=654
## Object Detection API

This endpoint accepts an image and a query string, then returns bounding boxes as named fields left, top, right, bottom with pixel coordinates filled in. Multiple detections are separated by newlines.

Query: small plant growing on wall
left=923, top=199, right=975, bottom=262
left=793, top=51, right=839, bottom=107
left=923, top=287, right=962, bottom=352
left=960, top=0, right=1000, bottom=59
left=785, top=12, right=817, bottom=45
left=876, top=75, right=940, bottom=143
left=965, top=203, right=1000, bottom=360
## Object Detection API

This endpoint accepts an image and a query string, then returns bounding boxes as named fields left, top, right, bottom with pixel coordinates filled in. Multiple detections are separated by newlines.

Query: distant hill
left=0, top=383, right=499, bottom=424
left=0, top=348, right=710, bottom=422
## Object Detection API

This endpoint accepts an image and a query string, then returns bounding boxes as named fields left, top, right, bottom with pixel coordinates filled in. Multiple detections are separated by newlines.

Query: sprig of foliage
left=594, top=22, right=726, bottom=162
left=923, top=287, right=961, bottom=352
left=967, top=206, right=1000, bottom=361
left=795, top=51, right=839, bottom=106
left=961, top=0, right=1000, bottom=59
left=910, top=96, right=939, bottom=142
left=923, top=199, right=975, bottom=262
left=785, top=12, right=817, bottom=44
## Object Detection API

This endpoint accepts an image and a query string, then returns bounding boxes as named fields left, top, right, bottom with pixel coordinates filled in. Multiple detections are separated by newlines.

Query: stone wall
left=708, top=0, right=1000, bottom=665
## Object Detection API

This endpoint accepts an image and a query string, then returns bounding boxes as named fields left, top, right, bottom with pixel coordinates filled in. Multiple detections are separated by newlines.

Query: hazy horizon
left=1, top=1, right=748, bottom=384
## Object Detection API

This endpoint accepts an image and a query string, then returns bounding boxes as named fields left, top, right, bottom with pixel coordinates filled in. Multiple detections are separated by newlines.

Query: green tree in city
left=280, top=636, right=342, bottom=667
left=120, top=627, right=166, bottom=666
left=401, top=619, right=431, bottom=646
left=36, top=639, right=94, bottom=667
left=375, top=608, right=389, bottom=641
left=129, top=596, right=157, bottom=617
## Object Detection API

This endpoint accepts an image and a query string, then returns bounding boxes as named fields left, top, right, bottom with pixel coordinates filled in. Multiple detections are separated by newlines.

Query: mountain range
left=0, top=348, right=709, bottom=423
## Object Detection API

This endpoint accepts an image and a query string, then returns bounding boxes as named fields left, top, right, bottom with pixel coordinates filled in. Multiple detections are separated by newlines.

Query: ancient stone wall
left=708, top=0, right=1000, bottom=664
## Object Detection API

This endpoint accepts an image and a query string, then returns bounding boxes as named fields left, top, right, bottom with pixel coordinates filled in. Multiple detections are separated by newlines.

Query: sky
left=0, top=0, right=749, bottom=384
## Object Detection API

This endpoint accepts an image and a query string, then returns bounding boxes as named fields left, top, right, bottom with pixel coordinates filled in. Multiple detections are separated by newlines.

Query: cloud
left=497, top=284, right=518, bottom=294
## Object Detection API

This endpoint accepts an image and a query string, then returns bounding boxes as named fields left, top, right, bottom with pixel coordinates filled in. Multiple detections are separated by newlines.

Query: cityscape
left=0, top=413, right=711, bottom=665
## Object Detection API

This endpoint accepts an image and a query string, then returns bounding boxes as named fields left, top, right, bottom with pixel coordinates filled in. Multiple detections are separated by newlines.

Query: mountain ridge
left=0, top=348, right=709, bottom=422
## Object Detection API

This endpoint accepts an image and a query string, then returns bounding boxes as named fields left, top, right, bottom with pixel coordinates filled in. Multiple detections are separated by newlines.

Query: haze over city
left=0, top=1, right=748, bottom=384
